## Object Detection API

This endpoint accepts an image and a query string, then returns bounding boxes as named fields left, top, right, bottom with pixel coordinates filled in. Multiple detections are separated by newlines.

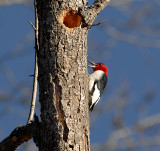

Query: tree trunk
left=36, top=0, right=110, bottom=150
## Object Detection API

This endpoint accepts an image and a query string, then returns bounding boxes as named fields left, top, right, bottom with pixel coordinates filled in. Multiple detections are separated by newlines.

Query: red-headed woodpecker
left=88, top=61, right=108, bottom=111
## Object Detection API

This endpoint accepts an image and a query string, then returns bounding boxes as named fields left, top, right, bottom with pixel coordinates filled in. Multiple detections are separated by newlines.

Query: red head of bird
left=88, top=61, right=108, bottom=76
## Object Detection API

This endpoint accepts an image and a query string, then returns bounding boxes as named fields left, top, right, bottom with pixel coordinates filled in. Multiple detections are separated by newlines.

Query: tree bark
left=0, top=0, right=110, bottom=150
left=35, top=0, right=110, bottom=150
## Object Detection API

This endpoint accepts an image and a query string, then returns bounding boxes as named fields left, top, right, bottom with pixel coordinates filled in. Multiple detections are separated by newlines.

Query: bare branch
left=27, top=0, right=39, bottom=124
left=92, top=20, right=109, bottom=26
left=0, top=123, right=35, bottom=151
left=27, top=52, right=38, bottom=124
left=102, top=113, right=160, bottom=150
left=0, top=0, right=30, bottom=6
left=105, top=26, right=160, bottom=48
left=136, top=113, right=160, bottom=131
left=90, top=0, right=110, bottom=16
left=80, top=0, right=110, bottom=28
left=28, top=21, right=37, bottom=31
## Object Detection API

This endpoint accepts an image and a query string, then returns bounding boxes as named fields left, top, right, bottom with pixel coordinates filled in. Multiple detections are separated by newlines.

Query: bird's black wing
left=96, top=75, right=108, bottom=96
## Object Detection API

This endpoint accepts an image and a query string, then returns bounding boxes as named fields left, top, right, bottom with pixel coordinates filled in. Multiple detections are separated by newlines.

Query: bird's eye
left=99, top=63, right=102, bottom=66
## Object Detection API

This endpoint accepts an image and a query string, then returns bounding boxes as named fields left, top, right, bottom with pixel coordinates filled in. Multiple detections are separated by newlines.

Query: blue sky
left=0, top=1, right=160, bottom=150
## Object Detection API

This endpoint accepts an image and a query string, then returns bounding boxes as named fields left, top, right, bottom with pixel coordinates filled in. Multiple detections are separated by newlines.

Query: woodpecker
left=88, top=60, right=108, bottom=111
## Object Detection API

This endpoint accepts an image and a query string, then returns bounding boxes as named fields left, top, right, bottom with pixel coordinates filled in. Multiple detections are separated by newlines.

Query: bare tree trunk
left=0, top=0, right=109, bottom=150
left=35, top=0, right=110, bottom=150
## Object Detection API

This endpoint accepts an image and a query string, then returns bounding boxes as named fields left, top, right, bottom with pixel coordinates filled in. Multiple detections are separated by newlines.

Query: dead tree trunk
left=36, top=0, right=110, bottom=150
left=0, top=0, right=110, bottom=150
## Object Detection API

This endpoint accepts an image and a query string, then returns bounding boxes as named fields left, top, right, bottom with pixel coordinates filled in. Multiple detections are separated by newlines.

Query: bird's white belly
left=91, top=84, right=100, bottom=105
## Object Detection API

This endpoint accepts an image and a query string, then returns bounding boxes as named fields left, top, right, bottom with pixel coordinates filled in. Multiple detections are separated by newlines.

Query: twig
left=28, top=21, right=37, bottom=31
left=27, top=0, right=39, bottom=124
left=92, top=20, right=109, bottom=26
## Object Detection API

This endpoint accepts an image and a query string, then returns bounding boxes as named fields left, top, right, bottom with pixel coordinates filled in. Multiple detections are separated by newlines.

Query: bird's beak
left=88, top=60, right=97, bottom=68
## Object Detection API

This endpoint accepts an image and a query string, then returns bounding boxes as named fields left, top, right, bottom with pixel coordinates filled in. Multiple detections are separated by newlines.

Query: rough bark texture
left=0, top=0, right=110, bottom=150
left=36, top=0, right=110, bottom=150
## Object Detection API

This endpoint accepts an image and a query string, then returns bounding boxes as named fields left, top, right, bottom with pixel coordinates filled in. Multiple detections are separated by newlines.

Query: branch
left=102, top=113, right=160, bottom=150
left=28, top=21, right=37, bottom=31
left=105, top=25, right=160, bottom=48
left=27, top=52, right=38, bottom=124
left=27, top=0, right=39, bottom=124
left=0, top=123, right=35, bottom=151
left=92, top=20, right=109, bottom=26
left=0, top=0, right=30, bottom=6
left=80, top=0, right=110, bottom=28
left=90, top=0, right=110, bottom=16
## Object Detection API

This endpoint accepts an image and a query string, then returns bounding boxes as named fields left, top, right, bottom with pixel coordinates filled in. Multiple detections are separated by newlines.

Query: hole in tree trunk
left=59, top=9, right=83, bottom=33
left=63, top=10, right=82, bottom=28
